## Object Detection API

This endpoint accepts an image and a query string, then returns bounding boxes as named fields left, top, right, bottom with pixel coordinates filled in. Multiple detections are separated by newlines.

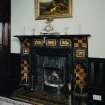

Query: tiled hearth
left=13, top=35, right=90, bottom=105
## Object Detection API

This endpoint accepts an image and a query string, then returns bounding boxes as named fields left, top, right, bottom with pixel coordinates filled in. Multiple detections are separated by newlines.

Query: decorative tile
left=21, top=59, right=30, bottom=83
left=75, top=49, right=86, bottom=58
left=60, top=39, right=71, bottom=47
left=46, top=39, right=57, bottom=47
left=23, top=48, right=30, bottom=54
left=32, top=39, right=44, bottom=46
left=21, top=39, right=30, bottom=47
left=73, top=64, right=87, bottom=94
left=74, top=38, right=87, bottom=48
left=21, top=39, right=31, bottom=54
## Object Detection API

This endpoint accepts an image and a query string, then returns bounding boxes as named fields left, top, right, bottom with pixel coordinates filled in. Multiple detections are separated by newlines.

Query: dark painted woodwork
left=0, top=0, right=10, bottom=22
left=0, top=52, right=21, bottom=97
left=0, top=0, right=10, bottom=51
left=88, top=58, right=105, bottom=104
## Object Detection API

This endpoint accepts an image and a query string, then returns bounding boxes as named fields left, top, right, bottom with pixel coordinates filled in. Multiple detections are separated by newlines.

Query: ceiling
left=0, top=0, right=10, bottom=22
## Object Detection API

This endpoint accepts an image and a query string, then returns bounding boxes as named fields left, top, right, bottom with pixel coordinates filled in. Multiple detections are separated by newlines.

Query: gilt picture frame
left=34, top=0, right=72, bottom=20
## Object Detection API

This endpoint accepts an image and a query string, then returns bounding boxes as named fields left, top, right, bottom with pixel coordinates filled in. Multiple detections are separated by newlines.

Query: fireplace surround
left=13, top=35, right=90, bottom=105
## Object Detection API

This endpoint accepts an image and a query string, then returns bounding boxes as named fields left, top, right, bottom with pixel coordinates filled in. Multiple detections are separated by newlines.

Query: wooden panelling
left=0, top=52, right=20, bottom=97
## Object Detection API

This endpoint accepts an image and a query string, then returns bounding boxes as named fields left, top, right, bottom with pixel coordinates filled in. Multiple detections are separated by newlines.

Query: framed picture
left=34, top=0, right=72, bottom=19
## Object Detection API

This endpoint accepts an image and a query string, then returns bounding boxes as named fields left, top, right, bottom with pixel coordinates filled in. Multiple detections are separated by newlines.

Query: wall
left=11, top=0, right=105, bottom=58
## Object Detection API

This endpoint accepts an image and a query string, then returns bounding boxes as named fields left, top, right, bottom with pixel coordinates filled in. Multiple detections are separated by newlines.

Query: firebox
left=13, top=35, right=90, bottom=105
left=31, top=48, right=72, bottom=95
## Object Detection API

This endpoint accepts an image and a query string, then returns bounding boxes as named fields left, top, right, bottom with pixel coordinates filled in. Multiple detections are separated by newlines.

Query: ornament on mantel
left=44, top=18, right=54, bottom=32
left=41, top=17, right=59, bottom=35
left=64, top=27, right=69, bottom=35
left=32, top=28, right=36, bottom=35
left=23, top=26, right=26, bottom=35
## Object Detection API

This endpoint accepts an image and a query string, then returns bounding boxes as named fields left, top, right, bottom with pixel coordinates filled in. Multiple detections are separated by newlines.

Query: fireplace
left=31, top=48, right=72, bottom=95
left=13, top=35, right=90, bottom=105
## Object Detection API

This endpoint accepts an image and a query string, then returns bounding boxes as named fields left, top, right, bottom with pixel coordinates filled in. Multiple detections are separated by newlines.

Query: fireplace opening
left=31, top=48, right=72, bottom=96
